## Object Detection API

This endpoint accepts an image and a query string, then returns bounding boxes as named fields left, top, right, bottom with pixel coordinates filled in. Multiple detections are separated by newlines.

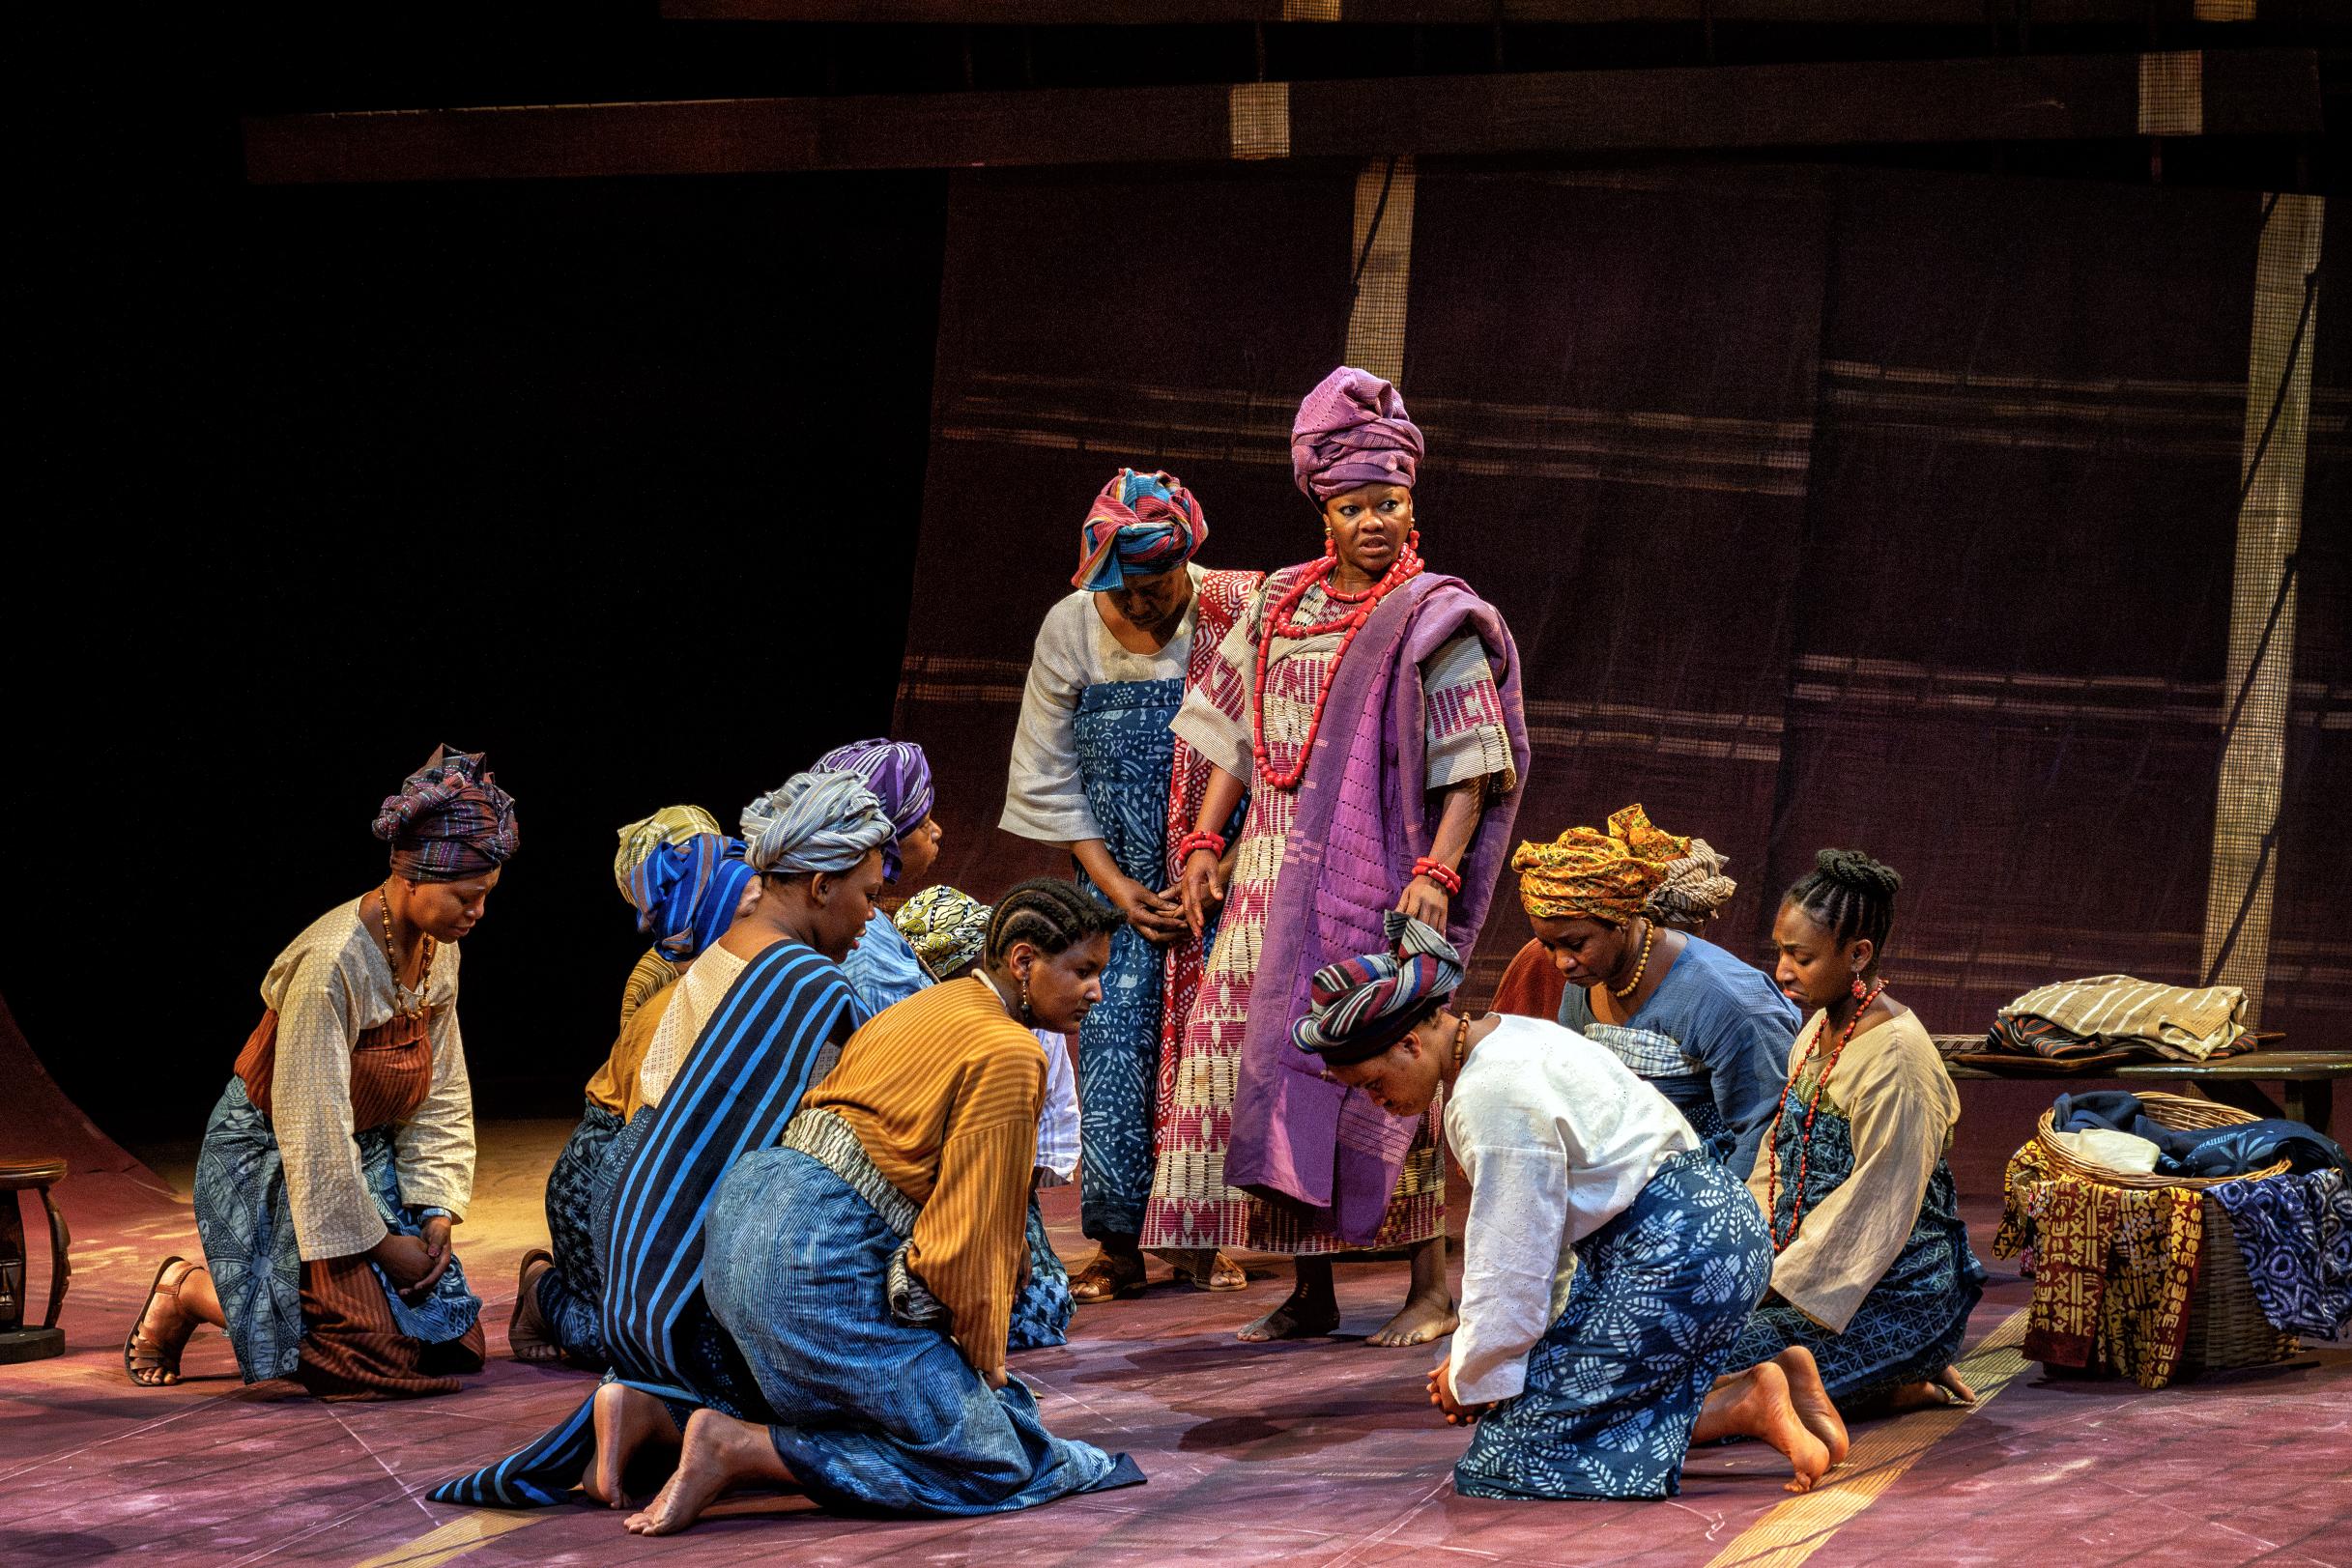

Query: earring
left=1850, top=974, right=1870, bottom=1001
left=1322, top=531, right=1336, bottom=558
left=1018, top=976, right=1033, bottom=1023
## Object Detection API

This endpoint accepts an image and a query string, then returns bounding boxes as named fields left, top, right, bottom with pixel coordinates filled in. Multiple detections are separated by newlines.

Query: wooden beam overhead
left=660, top=0, right=2255, bottom=22
left=243, top=49, right=2321, bottom=185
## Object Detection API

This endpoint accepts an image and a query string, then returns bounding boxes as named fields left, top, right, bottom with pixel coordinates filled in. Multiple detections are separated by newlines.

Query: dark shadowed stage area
left=10, top=7, right=2352, bottom=1567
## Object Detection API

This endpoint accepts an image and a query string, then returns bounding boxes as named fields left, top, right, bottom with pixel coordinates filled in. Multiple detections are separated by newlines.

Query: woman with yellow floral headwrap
left=1502, top=807, right=1797, bottom=1179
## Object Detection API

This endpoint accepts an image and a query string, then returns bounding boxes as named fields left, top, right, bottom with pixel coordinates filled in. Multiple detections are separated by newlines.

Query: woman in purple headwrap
left=126, top=746, right=517, bottom=1398
left=1003, top=468, right=1258, bottom=1303
left=1153, top=369, right=1530, bottom=1348
left=823, top=737, right=947, bottom=1015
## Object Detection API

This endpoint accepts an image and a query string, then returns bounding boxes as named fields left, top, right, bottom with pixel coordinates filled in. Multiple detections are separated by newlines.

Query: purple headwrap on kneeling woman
left=1291, top=365, right=1424, bottom=502
left=373, top=746, right=520, bottom=881
left=813, top=737, right=934, bottom=881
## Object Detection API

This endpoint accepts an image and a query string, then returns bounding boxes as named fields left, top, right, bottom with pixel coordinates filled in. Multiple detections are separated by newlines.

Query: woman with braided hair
left=1297, top=916, right=1833, bottom=1499
left=588, top=878, right=1142, bottom=1534
left=1699, top=849, right=1985, bottom=1429
left=1497, top=806, right=1797, bottom=1179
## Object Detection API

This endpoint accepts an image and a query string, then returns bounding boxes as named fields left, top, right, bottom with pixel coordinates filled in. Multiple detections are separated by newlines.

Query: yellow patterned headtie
left=614, top=804, right=726, bottom=901
left=895, top=884, right=994, bottom=983
left=1512, top=804, right=1690, bottom=924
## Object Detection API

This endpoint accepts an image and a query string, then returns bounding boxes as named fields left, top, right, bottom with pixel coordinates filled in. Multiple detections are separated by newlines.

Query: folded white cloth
left=2050, top=1126, right=2163, bottom=1176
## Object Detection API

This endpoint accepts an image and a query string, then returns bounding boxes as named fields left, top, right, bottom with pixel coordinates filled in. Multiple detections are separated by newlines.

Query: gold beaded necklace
left=1611, top=918, right=1657, bottom=1000
left=1451, top=1012, right=1472, bottom=1072
left=373, top=885, right=436, bottom=1021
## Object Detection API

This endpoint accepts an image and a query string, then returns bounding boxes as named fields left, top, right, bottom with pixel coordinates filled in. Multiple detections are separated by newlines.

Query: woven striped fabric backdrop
left=893, top=161, right=2347, bottom=1042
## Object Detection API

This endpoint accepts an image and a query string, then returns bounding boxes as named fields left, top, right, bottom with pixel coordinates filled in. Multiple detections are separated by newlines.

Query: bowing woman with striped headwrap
left=1299, top=915, right=1836, bottom=1500
left=126, top=747, right=517, bottom=1398
left=431, top=770, right=893, bottom=1512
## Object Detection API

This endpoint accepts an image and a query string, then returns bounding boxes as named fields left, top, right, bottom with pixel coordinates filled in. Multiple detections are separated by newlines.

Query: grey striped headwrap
left=740, top=770, right=894, bottom=876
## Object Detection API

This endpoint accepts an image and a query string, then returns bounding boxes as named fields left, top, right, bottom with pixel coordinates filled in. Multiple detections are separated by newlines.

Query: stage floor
left=3, top=1120, right=2347, bottom=1568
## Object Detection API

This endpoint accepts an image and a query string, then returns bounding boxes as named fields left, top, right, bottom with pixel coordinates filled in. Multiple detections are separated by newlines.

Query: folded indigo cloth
left=2052, top=1092, right=2351, bottom=1182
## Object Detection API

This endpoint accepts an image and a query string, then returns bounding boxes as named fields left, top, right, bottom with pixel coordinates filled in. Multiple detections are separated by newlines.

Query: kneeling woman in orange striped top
left=607, top=879, right=1147, bottom=1534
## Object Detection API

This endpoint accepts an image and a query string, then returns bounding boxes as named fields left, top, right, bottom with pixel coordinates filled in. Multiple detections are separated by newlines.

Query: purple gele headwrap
left=812, top=737, right=935, bottom=881
left=372, top=745, right=520, bottom=882
left=1073, top=469, right=1209, bottom=592
left=1290, top=365, right=1424, bottom=502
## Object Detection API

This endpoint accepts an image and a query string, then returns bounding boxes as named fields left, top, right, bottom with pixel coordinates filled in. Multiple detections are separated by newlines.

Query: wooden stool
left=0, top=1156, right=71, bottom=1363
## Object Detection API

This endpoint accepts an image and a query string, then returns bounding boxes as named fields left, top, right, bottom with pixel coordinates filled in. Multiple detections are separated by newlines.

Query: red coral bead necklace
left=1249, top=529, right=1423, bottom=792
left=1763, top=977, right=1887, bottom=1253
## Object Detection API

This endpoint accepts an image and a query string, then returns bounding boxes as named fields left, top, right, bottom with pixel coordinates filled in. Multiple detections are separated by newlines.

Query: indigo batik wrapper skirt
left=195, top=1078, right=483, bottom=1397
left=1734, top=1078, right=1985, bottom=1402
left=1010, top=1197, right=1075, bottom=1353
left=1455, top=1150, right=1770, bottom=1500
left=703, top=1146, right=1143, bottom=1515
left=1073, top=676, right=1183, bottom=1241
left=534, top=1097, right=624, bottom=1363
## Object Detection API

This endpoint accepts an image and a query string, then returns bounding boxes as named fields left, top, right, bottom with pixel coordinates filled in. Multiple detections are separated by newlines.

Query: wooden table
left=1942, top=1045, right=2352, bottom=1139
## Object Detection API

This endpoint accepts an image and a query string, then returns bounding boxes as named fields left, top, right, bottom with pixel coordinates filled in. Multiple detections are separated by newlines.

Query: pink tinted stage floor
left=3, top=1120, right=2348, bottom=1568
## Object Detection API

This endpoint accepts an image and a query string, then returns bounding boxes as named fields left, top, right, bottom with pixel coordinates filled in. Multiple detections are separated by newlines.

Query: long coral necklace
left=1763, top=979, right=1886, bottom=1253
left=1249, top=531, right=1423, bottom=792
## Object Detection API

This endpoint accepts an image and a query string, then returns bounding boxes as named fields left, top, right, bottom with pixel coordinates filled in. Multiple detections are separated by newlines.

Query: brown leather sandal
left=125, top=1256, right=201, bottom=1387
left=1068, top=1249, right=1148, bottom=1303
left=1167, top=1249, right=1248, bottom=1292
left=507, top=1248, right=561, bottom=1362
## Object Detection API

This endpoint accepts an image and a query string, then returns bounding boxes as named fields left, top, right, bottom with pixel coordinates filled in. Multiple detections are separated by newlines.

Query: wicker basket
left=2031, top=1091, right=2295, bottom=1376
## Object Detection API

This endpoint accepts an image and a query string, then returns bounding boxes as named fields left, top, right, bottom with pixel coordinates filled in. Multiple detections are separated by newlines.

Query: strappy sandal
left=1167, top=1249, right=1248, bottom=1293
left=507, top=1248, right=561, bottom=1362
left=1068, top=1249, right=1148, bottom=1303
left=125, top=1256, right=198, bottom=1387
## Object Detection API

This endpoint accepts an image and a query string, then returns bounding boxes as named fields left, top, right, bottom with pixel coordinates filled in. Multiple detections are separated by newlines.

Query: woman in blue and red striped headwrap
left=1002, top=466, right=1259, bottom=1305
left=510, top=808, right=762, bottom=1367
left=127, top=746, right=518, bottom=1399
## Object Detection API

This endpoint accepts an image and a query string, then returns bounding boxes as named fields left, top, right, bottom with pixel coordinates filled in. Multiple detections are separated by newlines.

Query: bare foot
left=582, top=1383, right=680, bottom=1508
left=622, top=1408, right=793, bottom=1536
left=1885, top=1364, right=1977, bottom=1411
left=508, top=1250, right=562, bottom=1363
left=1714, top=1361, right=1833, bottom=1494
left=1773, top=1346, right=1850, bottom=1467
left=1236, top=1287, right=1340, bottom=1343
left=1367, top=1291, right=1458, bottom=1349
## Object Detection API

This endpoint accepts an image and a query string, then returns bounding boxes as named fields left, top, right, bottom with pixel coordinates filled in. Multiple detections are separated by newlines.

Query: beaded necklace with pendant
left=374, top=886, right=437, bottom=1021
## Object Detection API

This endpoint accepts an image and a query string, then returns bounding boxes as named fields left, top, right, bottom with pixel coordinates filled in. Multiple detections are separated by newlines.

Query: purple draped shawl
left=1223, top=571, right=1529, bottom=1244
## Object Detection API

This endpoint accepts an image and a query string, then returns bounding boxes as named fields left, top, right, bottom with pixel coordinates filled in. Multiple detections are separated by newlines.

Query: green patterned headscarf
left=894, top=885, right=993, bottom=983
